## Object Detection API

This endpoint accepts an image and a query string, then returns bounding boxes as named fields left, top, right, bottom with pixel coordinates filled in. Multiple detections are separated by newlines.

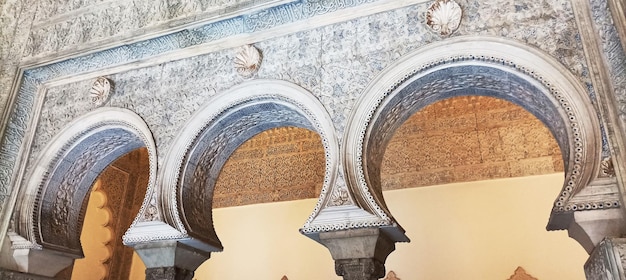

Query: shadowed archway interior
left=68, top=148, right=150, bottom=280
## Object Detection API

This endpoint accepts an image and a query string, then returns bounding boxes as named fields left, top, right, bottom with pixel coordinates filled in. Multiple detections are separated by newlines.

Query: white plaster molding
left=22, top=0, right=299, bottom=67
left=123, top=221, right=189, bottom=246
left=607, top=0, right=626, bottom=49
left=30, top=0, right=429, bottom=77
left=14, top=107, right=159, bottom=250
left=141, top=79, right=339, bottom=244
left=571, top=0, right=626, bottom=241
left=343, top=36, right=602, bottom=232
left=570, top=208, right=626, bottom=254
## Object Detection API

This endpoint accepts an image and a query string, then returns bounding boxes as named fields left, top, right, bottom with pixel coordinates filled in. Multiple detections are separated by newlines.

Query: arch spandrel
left=14, top=107, right=157, bottom=259
left=343, top=36, right=603, bottom=235
left=143, top=80, right=341, bottom=249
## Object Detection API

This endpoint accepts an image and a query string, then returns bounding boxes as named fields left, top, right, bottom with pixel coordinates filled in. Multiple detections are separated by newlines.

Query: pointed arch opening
left=70, top=147, right=150, bottom=280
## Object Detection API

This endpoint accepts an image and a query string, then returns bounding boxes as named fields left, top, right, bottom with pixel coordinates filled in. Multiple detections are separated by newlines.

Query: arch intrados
left=16, top=107, right=157, bottom=256
left=152, top=79, right=338, bottom=248
left=367, top=63, right=569, bottom=187
left=344, top=36, right=602, bottom=231
left=379, top=94, right=565, bottom=187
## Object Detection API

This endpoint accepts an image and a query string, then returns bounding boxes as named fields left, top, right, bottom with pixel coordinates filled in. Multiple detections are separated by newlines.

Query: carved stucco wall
left=0, top=0, right=36, bottom=121
left=0, top=0, right=598, bottom=233
left=214, top=127, right=325, bottom=208
left=590, top=0, right=626, bottom=128
left=0, top=0, right=292, bottom=115
left=23, top=0, right=597, bottom=177
left=210, top=96, right=561, bottom=207
left=0, top=0, right=620, bottom=259
left=382, top=96, right=563, bottom=190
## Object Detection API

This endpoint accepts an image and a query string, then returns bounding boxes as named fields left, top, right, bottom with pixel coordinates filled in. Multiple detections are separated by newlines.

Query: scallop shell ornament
left=426, top=0, right=462, bottom=36
left=90, top=77, right=112, bottom=106
left=234, top=44, right=262, bottom=78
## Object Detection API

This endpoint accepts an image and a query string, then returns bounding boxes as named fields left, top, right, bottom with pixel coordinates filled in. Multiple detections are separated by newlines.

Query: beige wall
left=125, top=173, right=587, bottom=280
left=73, top=181, right=112, bottom=280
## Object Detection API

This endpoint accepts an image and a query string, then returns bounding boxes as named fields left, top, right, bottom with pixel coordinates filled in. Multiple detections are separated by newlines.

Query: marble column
left=320, top=228, right=396, bottom=280
left=585, top=238, right=626, bottom=279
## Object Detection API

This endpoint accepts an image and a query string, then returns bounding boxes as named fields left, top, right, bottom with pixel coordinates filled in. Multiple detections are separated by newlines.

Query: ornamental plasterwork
left=89, top=77, right=112, bottom=106
left=0, top=0, right=607, bottom=243
left=234, top=44, right=263, bottom=78
left=601, top=157, right=616, bottom=177
left=328, top=188, right=351, bottom=207
left=19, top=0, right=592, bottom=175
left=584, top=238, right=626, bottom=279
left=426, top=0, right=462, bottom=36
left=589, top=0, right=626, bottom=149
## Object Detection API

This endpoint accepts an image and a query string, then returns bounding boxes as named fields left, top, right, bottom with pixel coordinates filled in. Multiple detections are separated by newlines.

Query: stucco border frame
left=123, top=79, right=340, bottom=246
left=13, top=107, right=157, bottom=253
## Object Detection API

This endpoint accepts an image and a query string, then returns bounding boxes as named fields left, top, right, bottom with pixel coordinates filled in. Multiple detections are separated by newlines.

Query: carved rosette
left=234, top=44, right=263, bottom=78
left=329, top=188, right=351, bottom=207
left=601, top=157, right=615, bottom=177
left=89, top=77, right=112, bottom=106
left=426, top=0, right=462, bottom=36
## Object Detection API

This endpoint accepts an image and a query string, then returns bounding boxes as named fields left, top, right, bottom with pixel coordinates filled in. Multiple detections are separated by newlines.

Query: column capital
left=585, top=237, right=626, bottom=279
left=320, top=228, right=397, bottom=280
left=132, top=240, right=211, bottom=280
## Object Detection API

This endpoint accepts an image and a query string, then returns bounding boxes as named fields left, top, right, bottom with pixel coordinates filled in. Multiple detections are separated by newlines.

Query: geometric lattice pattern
left=213, top=96, right=562, bottom=208
left=382, top=96, right=563, bottom=190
